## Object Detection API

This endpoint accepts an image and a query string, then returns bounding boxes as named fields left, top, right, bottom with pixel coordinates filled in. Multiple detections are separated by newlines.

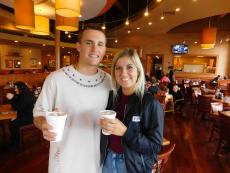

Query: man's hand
left=34, top=116, right=56, bottom=141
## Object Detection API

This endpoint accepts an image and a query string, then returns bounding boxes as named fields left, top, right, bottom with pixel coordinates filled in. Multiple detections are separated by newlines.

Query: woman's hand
left=100, top=118, right=127, bottom=136
left=6, top=93, right=14, bottom=100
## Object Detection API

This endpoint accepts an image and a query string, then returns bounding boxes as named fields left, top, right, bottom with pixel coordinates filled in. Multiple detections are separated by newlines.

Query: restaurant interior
left=0, top=0, right=230, bottom=173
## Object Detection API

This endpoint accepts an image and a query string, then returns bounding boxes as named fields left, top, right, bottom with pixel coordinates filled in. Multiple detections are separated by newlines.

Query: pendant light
left=14, top=0, right=35, bottom=30
left=55, top=0, right=80, bottom=17
left=56, top=15, right=79, bottom=31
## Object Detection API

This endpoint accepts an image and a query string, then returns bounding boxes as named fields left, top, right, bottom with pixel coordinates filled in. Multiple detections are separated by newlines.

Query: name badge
left=132, top=116, right=141, bottom=122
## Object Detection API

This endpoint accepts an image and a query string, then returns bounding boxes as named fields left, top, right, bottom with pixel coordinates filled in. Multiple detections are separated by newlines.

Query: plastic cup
left=100, top=110, right=116, bottom=135
left=46, top=112, right=67, bottom=142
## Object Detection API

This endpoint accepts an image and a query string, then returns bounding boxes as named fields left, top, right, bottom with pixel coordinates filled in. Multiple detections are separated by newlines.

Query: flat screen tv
left=172, top=44, right=188, bottom=54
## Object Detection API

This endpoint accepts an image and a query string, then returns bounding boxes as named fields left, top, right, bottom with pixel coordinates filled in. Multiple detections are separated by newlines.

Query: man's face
left=77, top=29, right=106, bottom=67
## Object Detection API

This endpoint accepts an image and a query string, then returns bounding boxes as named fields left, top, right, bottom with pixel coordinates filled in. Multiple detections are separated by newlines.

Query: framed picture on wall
left=48, top=59, right=56, bottom=68
left=14, top=60, right=21, bottom=68
left=5, top=60, right=14, bottom=68
left=30, top=59, right=37, bottom=68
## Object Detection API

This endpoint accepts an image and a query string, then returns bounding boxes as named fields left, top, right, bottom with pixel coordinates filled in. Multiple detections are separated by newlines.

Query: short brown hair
left=77, top=26, right=106, bottom=43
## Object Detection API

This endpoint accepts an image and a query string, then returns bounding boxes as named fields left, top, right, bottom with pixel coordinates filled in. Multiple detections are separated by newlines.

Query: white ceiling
left=114, top=0, right=230, bottom=36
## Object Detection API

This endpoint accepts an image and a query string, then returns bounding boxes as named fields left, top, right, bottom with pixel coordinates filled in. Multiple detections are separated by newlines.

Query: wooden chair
left=214, top=112, right=230, bottom=155
left=154, top=94, right=166, bottom=111
left=152, top=143, right=176, bottom=173
left=209, top=103, right=230, bottom=142
left=19, top=124, right=43, bottom=150
left=194, top=95, right=212, bottom=119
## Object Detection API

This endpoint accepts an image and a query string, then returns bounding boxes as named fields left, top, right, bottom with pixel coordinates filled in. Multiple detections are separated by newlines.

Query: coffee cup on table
left=46, top=112, right=67, bottom=142
left=100, top=110, right=116, bottom=135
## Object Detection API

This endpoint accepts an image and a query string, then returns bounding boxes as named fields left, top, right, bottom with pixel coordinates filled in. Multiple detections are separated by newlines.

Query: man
left=33, top=28, right=111, bottom=173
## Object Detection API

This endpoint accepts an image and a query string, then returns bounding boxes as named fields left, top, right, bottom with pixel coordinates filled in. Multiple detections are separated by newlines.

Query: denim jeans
left=102, top=149, right=127, bottom=173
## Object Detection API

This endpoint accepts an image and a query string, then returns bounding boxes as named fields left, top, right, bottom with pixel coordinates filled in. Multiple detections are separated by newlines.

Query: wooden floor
left=0, top=101, right=230, bottom=173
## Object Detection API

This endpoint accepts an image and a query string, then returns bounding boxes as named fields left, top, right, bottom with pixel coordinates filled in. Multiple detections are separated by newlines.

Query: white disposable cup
left=46, top=112, right=67, bottom=142
left=100, top=110, right=116, bottom=135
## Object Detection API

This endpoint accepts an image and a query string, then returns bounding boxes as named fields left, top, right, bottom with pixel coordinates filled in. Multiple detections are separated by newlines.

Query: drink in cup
left=100, top=110, right=116, bottom=135
left=46, top=112, right=67, bottom=142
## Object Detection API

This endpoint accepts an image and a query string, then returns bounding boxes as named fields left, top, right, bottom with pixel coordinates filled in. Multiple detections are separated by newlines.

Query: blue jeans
left=102, top=149, right=127, bottom=173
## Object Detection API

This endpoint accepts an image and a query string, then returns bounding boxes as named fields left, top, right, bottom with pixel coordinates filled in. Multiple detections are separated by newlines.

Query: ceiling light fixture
left=148, top=22, right=152, bottom=25
left=55, top=0, right=80, bottom=17
left=31, top=15, right=49, bottom=35
left=200, top=18, right=217, bottom=49
left=125, top=0, right=130, bottom=26
left=56, top=15, right=79, bottom=32
left=144, top=0, right=149, bottom=16
left=101, top=24, right=106, bottom=30
left=102, top=14, right=106, bottom=30
left=160, top=16, right=164, bottom=20
left=15, top=0, right=35, bottom=30
left=175, top=8, right=180, bottom=12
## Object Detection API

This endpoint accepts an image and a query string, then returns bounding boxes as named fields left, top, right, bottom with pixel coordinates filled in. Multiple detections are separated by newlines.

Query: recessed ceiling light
left=175, top=8, right=180, bottom=12
left=194, top=41, right=198, bottom=44
left=137, top=27, right=140, bottom=30
left=157, top=0, right=162, bottom=2
left=127, top=30, right=131, bottom=34
left=148, top=22, right=152, bottom=25
left=42, top=44, right=46, bottom=46
left=193, top=0, right=198, bottom=2
left=115, top=39, right=118, bottom=43
left=14, top=40, right=18, bottom=43
left=160, top=16, right=164, bottom=20
left=226, top=38, right=229, bottom=42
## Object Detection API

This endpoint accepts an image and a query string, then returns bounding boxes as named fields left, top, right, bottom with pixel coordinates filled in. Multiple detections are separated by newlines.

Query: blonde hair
left=111, top=48, right=145, bottom=99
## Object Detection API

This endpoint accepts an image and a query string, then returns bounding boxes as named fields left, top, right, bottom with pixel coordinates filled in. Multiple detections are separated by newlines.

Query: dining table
left=220, top=111, right=230, bottom=117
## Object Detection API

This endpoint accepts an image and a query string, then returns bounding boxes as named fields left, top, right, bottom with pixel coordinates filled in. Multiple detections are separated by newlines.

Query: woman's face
left=15, top=85, right=19, bottom=94
left=114, top=56, right=138, bottom=95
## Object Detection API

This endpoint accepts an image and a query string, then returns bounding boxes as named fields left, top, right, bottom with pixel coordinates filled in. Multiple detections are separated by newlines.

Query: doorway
left=146, top=54, right=164, bottom=80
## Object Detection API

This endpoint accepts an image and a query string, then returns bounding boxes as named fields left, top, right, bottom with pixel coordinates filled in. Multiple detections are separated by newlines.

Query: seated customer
left=160, top=73, right=170, bottom=84
left=210, top=75, right=221, bottom=85
left=172, top=85, right=184, bottom=111
left=6, top=81, right=36, bottom=149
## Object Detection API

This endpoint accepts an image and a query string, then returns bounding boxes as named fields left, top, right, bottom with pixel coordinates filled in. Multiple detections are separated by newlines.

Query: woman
left=100, top=48, right=164, bottom=173
left=6, top=81, right=36, bottom=149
